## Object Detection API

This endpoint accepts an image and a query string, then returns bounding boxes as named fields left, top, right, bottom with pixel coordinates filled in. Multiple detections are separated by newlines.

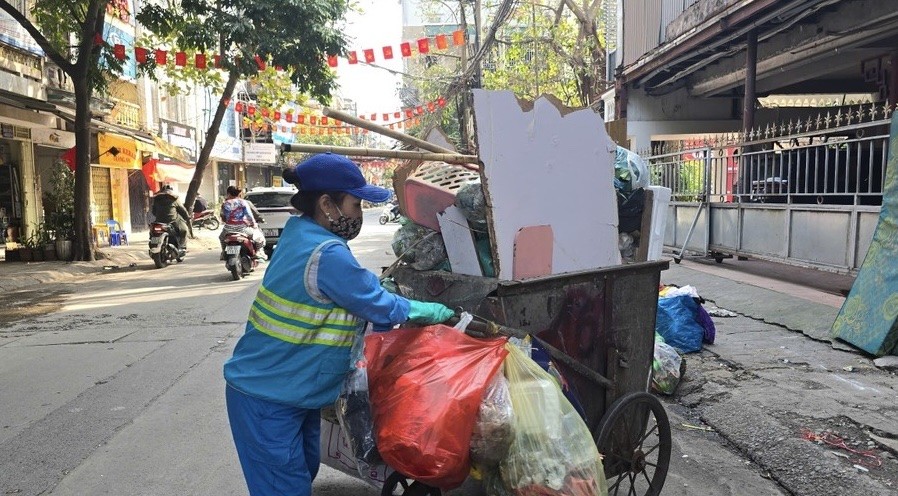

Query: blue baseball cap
left=283, top=153, right=392, bottom=203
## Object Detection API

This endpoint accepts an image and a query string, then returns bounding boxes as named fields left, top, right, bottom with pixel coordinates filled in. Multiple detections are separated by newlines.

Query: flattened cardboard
left=472, top=90, right=620, bottom=279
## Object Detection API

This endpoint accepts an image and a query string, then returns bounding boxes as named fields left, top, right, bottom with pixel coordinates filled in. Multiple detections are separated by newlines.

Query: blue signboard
left=103, top=23, right=136, bottom=80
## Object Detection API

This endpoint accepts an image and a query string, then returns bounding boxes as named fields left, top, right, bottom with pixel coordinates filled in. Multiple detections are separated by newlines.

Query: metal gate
left=643, top=106, right=891, bottom=273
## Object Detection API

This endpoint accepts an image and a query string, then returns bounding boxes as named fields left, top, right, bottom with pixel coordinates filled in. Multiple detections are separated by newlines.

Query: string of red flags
left=109, top=29, right=466, bottom=70
left=237, top=96, right=449, bottom=137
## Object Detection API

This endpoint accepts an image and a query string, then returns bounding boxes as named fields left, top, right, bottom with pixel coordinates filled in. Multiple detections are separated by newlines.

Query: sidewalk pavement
left=0, top=232, right=878, bottom=359
left=0, top=229, right=222, bottom=293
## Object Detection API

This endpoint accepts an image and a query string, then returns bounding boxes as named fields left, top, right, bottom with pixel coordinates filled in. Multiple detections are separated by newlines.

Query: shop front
left=93, top=132, right=148, bottom=235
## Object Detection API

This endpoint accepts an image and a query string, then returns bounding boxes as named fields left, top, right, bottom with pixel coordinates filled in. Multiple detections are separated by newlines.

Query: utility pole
left=473, top=0, right=482, bottom=89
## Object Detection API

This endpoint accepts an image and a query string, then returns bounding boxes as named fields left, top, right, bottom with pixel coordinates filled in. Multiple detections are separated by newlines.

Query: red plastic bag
left=365, top=325, right=508, bottom=490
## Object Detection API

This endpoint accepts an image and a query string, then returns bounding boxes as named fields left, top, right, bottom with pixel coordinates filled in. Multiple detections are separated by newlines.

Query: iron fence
left=643, top=105, right=893, bottom=207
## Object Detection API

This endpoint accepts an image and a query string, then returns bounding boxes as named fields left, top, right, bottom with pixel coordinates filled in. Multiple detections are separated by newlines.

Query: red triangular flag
left=247, top=105, right=256, bottom=115
left=383, top=46, right=394, bottom=59
left=254, top=55, right=266, bottom=70
left=452, top=30, right=465, bottom=46
left=328, top=55, right=338, bottom=67
left=195, top=53, right=207, bottom=69
left=321, top=116, right=328, bottom=125
left=298, top=115, right=305, bottom=124
left=363, top=48, right=375, bottom=63
left=415, top=106, right=423, bottom=115
left=405, top=109, right=413, bottom=118
left=285, top=113, right=293, bottom=123
left=214, top=55, right=222, bottom=68
left=310, top=115, right=317, bottom=125
left=382, top=113, right=389, bottom=121
left=427, top=102, right=435, bottom=112
left=400, top=42, right=411, bottom=57
left=235, top=102, right=244, bottom=112
left=93, top=33, right=104, bottom=46
left=135, top=47, right=148, bottom=64
left=274, top=111, right=281, bottom=121
left=347, top=51, right=358, bottom=64
left=175, top=51, right=186, bottom=66
left=155, top=49, right=167, bottom=64
left=113, top=44, right=126, bottom=61
left=370, top=114, right=376, bottom=121
left=394, top=111, right=401, bottom=119
left=417, top=38, right=429, bottom=54
left=435, top=34, right=448, bottom=50
left=438, top=97, right=447, bottom=107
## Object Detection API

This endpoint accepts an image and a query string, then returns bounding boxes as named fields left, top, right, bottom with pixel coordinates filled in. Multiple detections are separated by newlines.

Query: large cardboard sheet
left=472, top=90, right=620, bottom=279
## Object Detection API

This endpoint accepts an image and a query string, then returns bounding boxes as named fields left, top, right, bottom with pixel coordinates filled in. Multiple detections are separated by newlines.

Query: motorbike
left=224, top=232, right=258, bottom=281
left=378, top=203, right=401, bottom=225
left=191, top=209, right=220, bottom=230
left=148, top=222, right=185, bottom=269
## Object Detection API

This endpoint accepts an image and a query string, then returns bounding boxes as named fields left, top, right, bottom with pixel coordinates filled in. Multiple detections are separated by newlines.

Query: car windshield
left=246, top=192, right=293, bottom=208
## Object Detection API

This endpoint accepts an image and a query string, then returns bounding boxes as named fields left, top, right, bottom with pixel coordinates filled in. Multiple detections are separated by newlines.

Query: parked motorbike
left=148, top=222, right=185, bottom=269
left=379, top=204, right=401, bottom=225
left=224, top=232, right=258, bottom=281
left=191, top=209, right=220, bottom=230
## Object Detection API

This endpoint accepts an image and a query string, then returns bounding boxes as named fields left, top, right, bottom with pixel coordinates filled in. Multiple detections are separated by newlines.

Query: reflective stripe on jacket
left=223, top=216, right=363, bottom=408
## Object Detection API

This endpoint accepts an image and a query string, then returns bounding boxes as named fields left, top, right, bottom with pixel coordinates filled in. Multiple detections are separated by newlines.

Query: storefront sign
left=0, top=11, right=42, bottom=55
left=102, top=23, right=136, bottom=80
left=244, top=142, right=277, bottom=164
left=32, top=128, right=75, bottom=149
left=212, top=136, right=242, bottom=162
left=159, top=118, right=196, bottom=160
left=98, top=132, right=140, bottom=169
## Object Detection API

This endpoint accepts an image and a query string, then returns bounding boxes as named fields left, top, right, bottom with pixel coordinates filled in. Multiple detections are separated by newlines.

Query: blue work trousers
left=226, top=385, right=321, bottom=496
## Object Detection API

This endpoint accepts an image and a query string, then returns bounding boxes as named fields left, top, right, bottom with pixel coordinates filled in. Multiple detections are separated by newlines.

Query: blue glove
left=407, top=300, right=455, bottom=324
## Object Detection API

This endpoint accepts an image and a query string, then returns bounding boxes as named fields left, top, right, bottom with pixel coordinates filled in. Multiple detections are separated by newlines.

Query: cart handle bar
left=449, top=315, right=616, bottom=392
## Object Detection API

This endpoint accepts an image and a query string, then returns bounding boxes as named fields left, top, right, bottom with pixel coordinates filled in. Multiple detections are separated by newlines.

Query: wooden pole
left=280, top=143, right=478, bottom=164
left=322, top=107, right=458, bottom=155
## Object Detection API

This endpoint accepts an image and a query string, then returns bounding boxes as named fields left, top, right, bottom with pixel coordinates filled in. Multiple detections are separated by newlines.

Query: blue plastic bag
left=656, top=295, right=705, bottom=353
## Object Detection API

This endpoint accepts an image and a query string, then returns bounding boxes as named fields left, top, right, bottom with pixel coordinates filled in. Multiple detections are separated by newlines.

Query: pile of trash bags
left=392, top=180, right=495, bottom=276
left=655, top=285, right=716, bottom=354
left=336, top=324, right=608, bottom=495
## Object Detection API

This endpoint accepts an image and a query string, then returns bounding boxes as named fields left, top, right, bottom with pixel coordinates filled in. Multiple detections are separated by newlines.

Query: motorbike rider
left=193, top=193, right=209, bottom=214
left=151, top=184, right=190, bottom=251
left=219, top=186, right=266, bottom=259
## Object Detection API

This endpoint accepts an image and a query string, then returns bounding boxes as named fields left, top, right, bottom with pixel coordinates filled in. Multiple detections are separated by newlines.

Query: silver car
left=244, top=187, right=298, bottom=258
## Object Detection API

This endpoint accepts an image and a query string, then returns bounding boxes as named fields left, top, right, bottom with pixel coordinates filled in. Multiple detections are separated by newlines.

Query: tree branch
left=74, top=0, right=105, bottom=73
left=0, top=0, right=72, bottom=73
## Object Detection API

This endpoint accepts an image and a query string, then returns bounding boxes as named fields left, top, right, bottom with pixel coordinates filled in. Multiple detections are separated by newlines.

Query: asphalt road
left=0, top=210, right=790, bottom=495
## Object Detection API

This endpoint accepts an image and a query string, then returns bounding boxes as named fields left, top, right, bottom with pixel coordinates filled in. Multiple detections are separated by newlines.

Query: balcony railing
left=108, top=99, right=142, bottom=130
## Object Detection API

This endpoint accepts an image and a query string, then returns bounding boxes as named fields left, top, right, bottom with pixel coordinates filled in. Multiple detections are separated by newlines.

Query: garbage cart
left=387, top=259, right=672, bottom=496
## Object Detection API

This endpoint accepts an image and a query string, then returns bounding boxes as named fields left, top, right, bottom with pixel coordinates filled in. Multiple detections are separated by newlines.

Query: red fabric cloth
left=61, top=147, right=76, bottom=171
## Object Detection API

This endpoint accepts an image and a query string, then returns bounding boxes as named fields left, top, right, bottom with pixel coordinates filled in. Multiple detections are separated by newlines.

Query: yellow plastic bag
left=499, top=343, right=608, bottom=496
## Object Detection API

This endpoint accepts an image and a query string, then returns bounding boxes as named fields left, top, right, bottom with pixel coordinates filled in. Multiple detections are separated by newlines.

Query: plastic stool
left=105, top=219, right=128, bottom=246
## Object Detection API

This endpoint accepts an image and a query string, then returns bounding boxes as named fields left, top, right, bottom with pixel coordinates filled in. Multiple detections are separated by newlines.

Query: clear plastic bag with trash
left=499, top=344, right=608, bottom=496
left=651, top=334, right=684, bottom=395
left=391, top=221, right=449, bottom=271
left=470, top=372, right=515, bottom=469
left=615, top=146, right=650, bottom=193
left=454, top=181, right=488, bottom=227
left=335, top=333, right=382, bottom=476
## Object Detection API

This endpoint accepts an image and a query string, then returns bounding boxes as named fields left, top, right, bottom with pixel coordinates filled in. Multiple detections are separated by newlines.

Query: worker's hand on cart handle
left=406, top=300, right=456, bottom=324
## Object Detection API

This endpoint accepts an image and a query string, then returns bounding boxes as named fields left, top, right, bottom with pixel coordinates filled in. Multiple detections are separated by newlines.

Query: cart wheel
left=673, top=257, right=681, bottom=264
left=381, top=472, right=442, bottom=496
left=595, top=392, right=671, bottom=496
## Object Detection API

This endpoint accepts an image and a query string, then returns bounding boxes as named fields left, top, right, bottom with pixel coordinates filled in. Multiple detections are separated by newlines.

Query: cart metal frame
left=388, top=260, right=672, bottom=496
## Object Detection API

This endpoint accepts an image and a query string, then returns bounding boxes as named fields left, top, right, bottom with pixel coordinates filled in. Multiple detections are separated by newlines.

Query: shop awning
left=152, top=135, right=191, bottom=163
left=142, top=158, right=196, bottom=193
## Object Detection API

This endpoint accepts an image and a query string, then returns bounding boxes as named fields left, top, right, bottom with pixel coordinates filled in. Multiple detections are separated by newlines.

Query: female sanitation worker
left=223, top=153, right=453, bottom=496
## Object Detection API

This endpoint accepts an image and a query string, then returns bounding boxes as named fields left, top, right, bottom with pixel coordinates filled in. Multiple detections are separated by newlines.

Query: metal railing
left=108, top=99, right=142, bottom=130
left=643, top=105, right=893, bottom=207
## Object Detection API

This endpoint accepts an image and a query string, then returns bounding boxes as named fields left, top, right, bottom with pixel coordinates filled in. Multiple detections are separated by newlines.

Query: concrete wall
left=626, top=86, right=741, bottom=149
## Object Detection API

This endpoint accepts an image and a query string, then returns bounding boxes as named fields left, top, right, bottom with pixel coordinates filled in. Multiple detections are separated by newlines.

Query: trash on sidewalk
left=707, top=307, right=738, bottom=318
left=652, top=333, right=684, bottom=395
left=655, top=285, right=716, bottom=353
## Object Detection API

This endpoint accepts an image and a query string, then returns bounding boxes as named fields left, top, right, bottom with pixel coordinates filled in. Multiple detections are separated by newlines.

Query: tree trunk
left=72, top=76, right=95, bottom=262
left=184, top=70, right=240, bottom=215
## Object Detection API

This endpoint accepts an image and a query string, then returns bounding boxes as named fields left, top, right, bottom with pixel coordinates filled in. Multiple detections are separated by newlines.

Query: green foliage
left=30, top=0, right=124, bottom=94
left=47, top=160, right=76, bottom=240
left=136, top=0, right=350, bottom=104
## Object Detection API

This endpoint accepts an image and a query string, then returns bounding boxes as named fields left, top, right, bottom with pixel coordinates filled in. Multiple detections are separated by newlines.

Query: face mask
left=328, top=206, right=362, bottom=240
